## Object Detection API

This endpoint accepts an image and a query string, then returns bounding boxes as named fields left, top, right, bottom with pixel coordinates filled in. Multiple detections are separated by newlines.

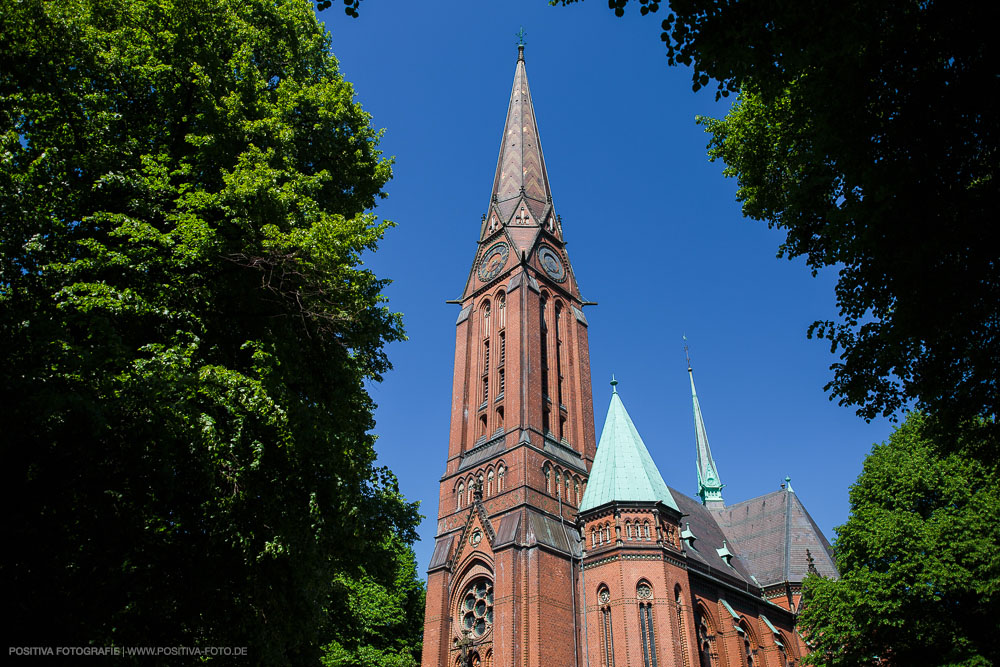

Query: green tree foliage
left=798, top=413, right=1000, bottom=666
left=555, top=0, right=1000, bottom=434
left=321, top=534, right=425, bottom=667
left=1, top=0, right=421, bottom=661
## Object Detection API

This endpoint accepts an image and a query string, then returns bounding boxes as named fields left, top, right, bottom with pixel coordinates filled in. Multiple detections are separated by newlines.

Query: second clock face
left=479, top=242, right=510, bottom=282
left=537, top=245, right=566, bottom=282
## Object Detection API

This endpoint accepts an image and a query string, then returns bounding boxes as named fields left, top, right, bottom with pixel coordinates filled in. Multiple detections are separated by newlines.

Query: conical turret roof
left=579, top=384, right=678, bottom=512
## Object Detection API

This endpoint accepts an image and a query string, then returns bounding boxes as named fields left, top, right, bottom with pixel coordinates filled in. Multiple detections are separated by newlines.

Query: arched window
left=544, top=464, right=552, bottom=495
left=554, top=301, right=564, bottom=409
left=625, top=522, right=633, bottom=540
left=739, top=623, right=758, bottom=667
left=479, top=414, right=488, bottom=438
left=598, top=586, right=614, bottom=667
left=487, top=470, right=495, bottom=497
left=458, top=578, right=494, bottom=639
left=497, top=464, right=505, bottom=492
left=481, top=301, right=491, bottom=405
left=481, top=340, right=490, bottom=404
left=780, top=630, right=799, bottom=666
left=539, top=296, right=549, bottom=419
left=591, top=527, right=597, bottom=547
left=696, top=609, right=715, bottom=667
left=565, top=474, right=571, bottom=501
left=675, top=586, right=689, bottom=667
left=457, top=483, right=464, bottom=510
left=644, top=521, right=651, bottom=540
left=637, top=582, right=657, bottom=667
left=497, top=293, right=506, bottom=330
left=496, top=406, right=504, bottom=431
left=574, top=479, right=581, bottom=505
left=555, top=470, right=562, bottom=497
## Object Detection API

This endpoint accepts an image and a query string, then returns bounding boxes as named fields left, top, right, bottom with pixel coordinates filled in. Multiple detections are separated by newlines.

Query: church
left=420, top=45, right=838, bottom=667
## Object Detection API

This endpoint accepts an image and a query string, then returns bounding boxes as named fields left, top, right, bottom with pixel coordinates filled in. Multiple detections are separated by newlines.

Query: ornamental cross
left=454, top=629, right=474, bottom=666
left=515, top=207, right=529, bottom=225
left=516, top=26, right=527, bottom=46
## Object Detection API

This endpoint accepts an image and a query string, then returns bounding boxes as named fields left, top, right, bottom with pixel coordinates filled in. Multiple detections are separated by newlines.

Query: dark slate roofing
left=670, top=486, right=756, bottom=586
left=713, top=488, right=839, bottom=586
left=526, top=509, right=583, bottom=557
left=490, top=45, right=553, bottom=226
left=494, top=512, right=521, bottom=548
left=428, top=534, right=454, bottom=570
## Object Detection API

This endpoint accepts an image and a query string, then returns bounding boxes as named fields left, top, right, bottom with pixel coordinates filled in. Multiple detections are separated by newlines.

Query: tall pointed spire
left=482, top=45, right=560, bottom=244
left=688, top=353, right=725, bottom=508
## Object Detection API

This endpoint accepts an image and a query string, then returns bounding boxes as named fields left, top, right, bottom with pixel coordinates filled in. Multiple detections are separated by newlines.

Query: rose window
left=460, top=579, right=494, bottom=638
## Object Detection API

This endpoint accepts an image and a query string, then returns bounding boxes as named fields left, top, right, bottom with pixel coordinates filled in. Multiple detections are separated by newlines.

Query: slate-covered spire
left=579, top=381, right=678, bottom=513
left=690, top=365, right=725, bottom=508
left=481, top=44, right=560, bottom=244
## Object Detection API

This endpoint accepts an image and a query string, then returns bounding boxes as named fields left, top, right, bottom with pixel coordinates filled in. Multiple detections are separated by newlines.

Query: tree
left=1, top=0, right=420, bottom=661
left=553, top=0, right=1000, bottom=436
left=798, top=413, right=1000, bottom=666
left=321, top=533, right=425, bottom=667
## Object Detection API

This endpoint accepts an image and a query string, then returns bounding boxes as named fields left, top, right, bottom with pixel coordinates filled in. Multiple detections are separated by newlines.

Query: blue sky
left=317, top=1, right=896, bottom=576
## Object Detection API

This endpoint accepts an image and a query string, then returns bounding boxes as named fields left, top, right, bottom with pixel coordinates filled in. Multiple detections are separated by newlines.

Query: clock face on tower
left=537, top=245, right=566, bottom=282
left=478, top=242, right=510, bottom=282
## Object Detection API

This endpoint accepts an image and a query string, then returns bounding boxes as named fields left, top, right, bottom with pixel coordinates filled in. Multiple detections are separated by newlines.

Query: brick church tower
left=420, top=44, right=595, bottom=667
left=422, top=46, right=837, bottom=667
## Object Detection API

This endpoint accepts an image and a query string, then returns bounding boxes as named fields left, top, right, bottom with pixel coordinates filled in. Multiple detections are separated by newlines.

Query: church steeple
left=423, top=44, right=598, bottom=667
left=480, top=44, right=562, bottom=250
left=689, top=358, right=725, bottom=508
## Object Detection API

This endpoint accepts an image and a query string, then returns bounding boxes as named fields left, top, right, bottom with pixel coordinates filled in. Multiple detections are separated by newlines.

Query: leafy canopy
left=322, top=534, right=426, bottom=667
left=2, top=0, right=420, bottom=661
left=548, top=0, right=1000, bottom=435
left=799, top=413, right=1000, bottom=666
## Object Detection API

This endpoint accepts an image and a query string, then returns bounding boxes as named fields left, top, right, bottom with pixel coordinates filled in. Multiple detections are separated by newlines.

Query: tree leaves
left=799, top=414, right=1000, bottom=666
left=2, top=0, right=418, bottom=660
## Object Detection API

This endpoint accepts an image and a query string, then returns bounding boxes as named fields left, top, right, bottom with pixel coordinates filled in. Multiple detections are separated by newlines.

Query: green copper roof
left=690, top=368, right=725, bottom=507
left=579, top=386, right=678, bottom=512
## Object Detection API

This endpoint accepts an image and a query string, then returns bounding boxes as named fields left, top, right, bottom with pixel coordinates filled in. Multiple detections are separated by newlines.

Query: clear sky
left=316, top=0, right=896, bottom=577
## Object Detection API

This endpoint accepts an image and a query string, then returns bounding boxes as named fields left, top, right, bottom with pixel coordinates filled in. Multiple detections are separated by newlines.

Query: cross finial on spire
left=610, top=374, right=618, bottom=393
left=683, top=335, right=692, bottom=371
left=515, top=27, right=526, bottom=61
